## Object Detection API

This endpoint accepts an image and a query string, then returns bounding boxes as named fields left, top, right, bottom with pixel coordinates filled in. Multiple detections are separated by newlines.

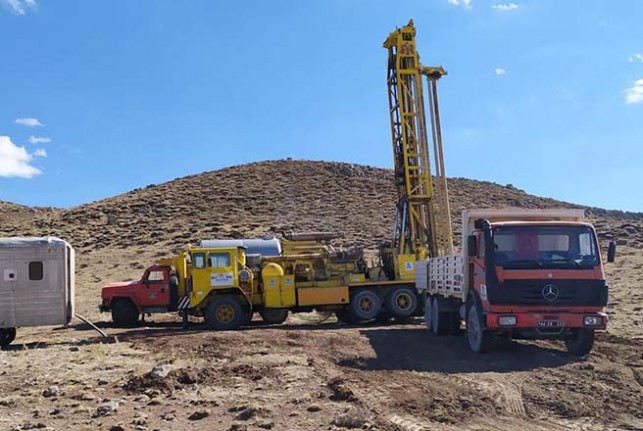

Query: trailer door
left=0, top=260, right=17, bottom=328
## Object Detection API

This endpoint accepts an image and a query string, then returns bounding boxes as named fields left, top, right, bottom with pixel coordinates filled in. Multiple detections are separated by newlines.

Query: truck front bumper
left=486, top=311, right=608, bottom=331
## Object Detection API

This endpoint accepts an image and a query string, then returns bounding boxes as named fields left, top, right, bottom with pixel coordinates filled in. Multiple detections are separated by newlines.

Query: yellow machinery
left=101, top=20, right=455, bottom=331
left=380, top=20, right=454, bottom=281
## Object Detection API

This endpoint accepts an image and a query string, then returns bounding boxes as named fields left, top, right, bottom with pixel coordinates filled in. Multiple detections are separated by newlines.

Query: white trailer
left=0, top=237, right=75, bottom=347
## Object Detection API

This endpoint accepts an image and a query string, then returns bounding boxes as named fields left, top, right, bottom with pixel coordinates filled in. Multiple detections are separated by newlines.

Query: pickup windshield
left=491, top=225, right=600, bottom=269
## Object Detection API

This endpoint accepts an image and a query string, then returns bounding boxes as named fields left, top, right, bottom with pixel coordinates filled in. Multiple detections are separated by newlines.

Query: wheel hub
left=216, top=304, right=235, bottom=323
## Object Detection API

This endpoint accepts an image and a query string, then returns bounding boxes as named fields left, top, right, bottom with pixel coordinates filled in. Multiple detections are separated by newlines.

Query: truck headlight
left=583, top=315, right=603, bottom=326
left=498, top=315, right=517, bottom=326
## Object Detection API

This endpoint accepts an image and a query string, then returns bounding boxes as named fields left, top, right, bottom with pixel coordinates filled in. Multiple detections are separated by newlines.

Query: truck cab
left=465, top=210, right=611, bottom=355
left=100, top=264, right=178, bottom=326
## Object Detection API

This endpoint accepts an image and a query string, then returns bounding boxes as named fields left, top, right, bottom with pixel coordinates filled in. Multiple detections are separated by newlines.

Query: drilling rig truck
left=100, top=233, right=419, bottom=329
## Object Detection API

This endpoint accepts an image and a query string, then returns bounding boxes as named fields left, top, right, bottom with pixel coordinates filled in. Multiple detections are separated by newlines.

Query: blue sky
left=1, top=0, right=642, bottom=212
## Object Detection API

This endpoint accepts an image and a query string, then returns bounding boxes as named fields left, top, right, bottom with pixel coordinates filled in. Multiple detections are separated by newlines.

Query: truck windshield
left=492, top=225, right=599, bottom=269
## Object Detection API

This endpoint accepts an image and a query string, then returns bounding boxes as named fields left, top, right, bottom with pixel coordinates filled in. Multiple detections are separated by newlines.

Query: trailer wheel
left=350, top=290, right=382, bottom=321
left=424, top=297, right=433, bottom=332
left=206, top=297, right=243, bottom=330
left=387, top=287, right=417, bottom=318
left=259, top=308, right=288, bottom=325
left=431, top=297, right=450, bottom=335
left=112, top=300, right=139, bottom=327
left=565, top=328, right=595, bottom=356
left=0, top=328, right=16, bottom=347
left=466, top=302, right=491, bottom=353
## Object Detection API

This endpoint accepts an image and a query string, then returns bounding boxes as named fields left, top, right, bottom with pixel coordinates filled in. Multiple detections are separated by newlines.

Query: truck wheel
left=387, top=287, right=417, bottom=318
left=350, top=290, right=382, bottom=321
left=424, top=297, right=433, bottom=332
left=112, top=300, right=139, bottom=327
left=259, top=308, right=288, bottom=325
left=431, top=297, right=450, bottom=335
left=0, top=328, right=16, bottom=347
left=466, top=303, right=491, bottom=353
left=565, top=329, right=595, bottom=356
left=206, top=297, right=243, bottom=330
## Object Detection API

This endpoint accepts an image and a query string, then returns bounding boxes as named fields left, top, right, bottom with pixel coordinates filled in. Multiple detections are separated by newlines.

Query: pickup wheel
left=0, top=328, right=16, bottom=347
left=111, top=300, right=139, bottom=327
left=565, top=328, right=595, bottom=356
left=259, top=308, right=289, bottom=325
left=431, top=297, right=450, bottom=335
left=206, top=297, right=243, bottom=330
left=466, top=302, right=492, bottom=353
left=387, top=287, right=417, bottom=318
left=350, top=290, right=382, bottom=321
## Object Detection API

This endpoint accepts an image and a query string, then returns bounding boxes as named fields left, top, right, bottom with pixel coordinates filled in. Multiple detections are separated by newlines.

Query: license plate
left=537, top=320, right=564, bottom=328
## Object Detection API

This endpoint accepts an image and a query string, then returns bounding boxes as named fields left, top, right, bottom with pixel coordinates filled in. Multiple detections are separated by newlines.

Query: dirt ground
left=2, top=315, right=642, bottom=431
left=2, top=249, right=642, bottom=431
left=2, top=161, right=643, bottom=430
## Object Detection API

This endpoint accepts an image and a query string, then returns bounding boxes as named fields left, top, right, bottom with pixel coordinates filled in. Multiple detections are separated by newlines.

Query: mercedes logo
left=542, top=284, right=559, bottom=302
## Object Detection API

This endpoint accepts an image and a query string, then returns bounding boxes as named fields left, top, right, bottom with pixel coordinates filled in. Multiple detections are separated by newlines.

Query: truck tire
left=387, top=287, right=417, bottom=318
left=565, top=328, right=595, bottom=356
left=350, top=290, right=382, bottom=321
left=466, top=302, right=491, bottom=353
left=424, top=297, right=433, bottom=332
left=0, top=328, right=16, bottom=347
left=206, top=297, right=243, bottom=330
left=259, top=308, right=288, bottom=325
left=431, top=297, right=450, bottom=335
left=112, top=300, right=139, bottom=327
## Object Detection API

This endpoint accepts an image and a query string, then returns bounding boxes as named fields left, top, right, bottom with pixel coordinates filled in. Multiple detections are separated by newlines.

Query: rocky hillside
left=1, top=160, right=642, bottom=252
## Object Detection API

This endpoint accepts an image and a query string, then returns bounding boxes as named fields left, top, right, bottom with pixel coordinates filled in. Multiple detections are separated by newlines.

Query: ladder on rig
left=382, top=20, right=453, bottom=279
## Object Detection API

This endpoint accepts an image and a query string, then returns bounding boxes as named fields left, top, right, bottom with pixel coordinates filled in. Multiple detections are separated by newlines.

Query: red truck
left=416, top=209, right=614, bottom=355
left=100, top=264, right=181, bottom=326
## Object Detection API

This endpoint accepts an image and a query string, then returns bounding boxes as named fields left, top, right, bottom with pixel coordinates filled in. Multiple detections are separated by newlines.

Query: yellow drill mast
left=381, top=20, right=453, bottom=280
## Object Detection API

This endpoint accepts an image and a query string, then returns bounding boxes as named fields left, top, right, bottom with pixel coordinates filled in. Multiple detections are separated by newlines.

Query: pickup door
left=135, top=266, right=171, bottom=309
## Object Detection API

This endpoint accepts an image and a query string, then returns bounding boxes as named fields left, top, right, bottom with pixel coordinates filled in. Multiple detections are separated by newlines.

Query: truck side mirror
left=607, top=241, right=616, bottom=263
left=467, top=235, right=477, bottom=257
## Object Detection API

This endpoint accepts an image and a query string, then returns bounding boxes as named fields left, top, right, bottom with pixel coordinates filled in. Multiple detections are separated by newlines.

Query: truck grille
left=488, top=279, right=608, bottom=307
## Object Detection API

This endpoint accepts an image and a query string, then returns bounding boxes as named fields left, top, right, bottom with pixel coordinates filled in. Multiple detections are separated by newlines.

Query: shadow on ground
left=341, top=326, right=577, bottom=373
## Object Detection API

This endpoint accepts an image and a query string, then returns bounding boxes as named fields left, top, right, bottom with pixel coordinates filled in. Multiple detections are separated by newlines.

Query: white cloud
left=33, top=148, right=47, bottom=157
left=624, top=79, right=643, bottom=104
left=448, top=0, right=472, bottom=9
left=492, top=3, right=518, bottom=11
left=14, top=117, right=44, bottom=127
left=629, top=53, right=643, bottom=63
left=28, top=135, right=51, bottom=144
left=2, top=0, right=37, bottom=15
left=0, top=135, right=42, bottom=178
left=495, top=68, right=507, bottom=75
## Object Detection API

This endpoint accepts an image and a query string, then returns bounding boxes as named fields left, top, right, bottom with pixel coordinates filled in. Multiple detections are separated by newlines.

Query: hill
left=2, top=160, right=642, bottom=252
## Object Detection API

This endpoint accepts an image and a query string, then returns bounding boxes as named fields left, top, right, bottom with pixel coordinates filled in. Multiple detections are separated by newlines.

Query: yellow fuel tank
left=262, top=263, right=296, bottom=308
